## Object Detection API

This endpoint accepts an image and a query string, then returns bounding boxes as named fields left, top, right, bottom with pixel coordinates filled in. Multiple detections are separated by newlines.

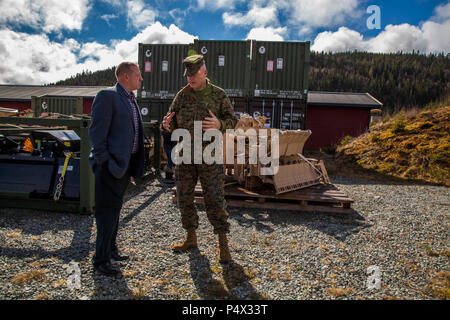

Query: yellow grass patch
left=12, top=269, right=47, bottom=285
left=244, top=267, right=258, bottom=280
left=326, top=287, right=355, bottom=297
left=52, top=279, right=67, bottom=288
left=426, top=271, right=450, bottom=299
left=152, top=279, right=169, bottom=285
left=248, top=232, right=259, bottom=245
left=210, top=264, right=222, bottom=275
left=7, top=232, right=21, bottom=238
left=131, top=286, right=148, bottom=300
left=131, top=278, right=153, bottom=300
left=29, top=261, right=44, bottom=268
left=34, top=292, right=49, bottom=300
left=122, top=270, right=136, bottom=277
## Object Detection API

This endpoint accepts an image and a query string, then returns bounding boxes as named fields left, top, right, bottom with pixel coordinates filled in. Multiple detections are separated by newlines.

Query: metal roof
left=0, top=85, right=109, bottom=101
left=1, top=85, right=384, bottom=108
left=307, top=91, right=383, bottom=108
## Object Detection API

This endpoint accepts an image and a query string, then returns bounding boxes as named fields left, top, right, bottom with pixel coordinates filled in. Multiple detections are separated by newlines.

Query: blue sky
left=0, top=0, right=449, bottom=85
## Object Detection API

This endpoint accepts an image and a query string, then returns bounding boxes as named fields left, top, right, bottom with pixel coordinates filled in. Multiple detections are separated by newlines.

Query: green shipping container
left=192, top=40, right=251, bottom=97
left=138, top=43, right=191, bottom=99
left=32, top=96, right=83, bottom=117
left=250, top=40, right=310, bottom=99
left=137, top=98, right=172, bottom=123
left=229, top=97, right=248, bottom=119
left=247, top=98, right=307, bottom=130
left=137, top=40, right=310, bottom=100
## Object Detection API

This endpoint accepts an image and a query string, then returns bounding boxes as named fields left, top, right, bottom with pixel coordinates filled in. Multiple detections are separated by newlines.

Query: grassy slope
left=307, top=100, right=449, bottom=187
left=340, top=103, right=449, bottom=186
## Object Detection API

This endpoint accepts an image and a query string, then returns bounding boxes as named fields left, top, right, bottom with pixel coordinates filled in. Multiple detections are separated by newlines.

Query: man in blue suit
left=89, top=62, right=145, bottom=276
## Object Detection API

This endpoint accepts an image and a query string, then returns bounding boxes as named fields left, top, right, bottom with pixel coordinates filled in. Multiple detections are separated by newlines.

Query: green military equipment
left=0, top=116, right=161, bottom=214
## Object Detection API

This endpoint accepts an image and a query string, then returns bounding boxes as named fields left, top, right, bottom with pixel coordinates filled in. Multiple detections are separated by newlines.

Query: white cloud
left=98, top=0, right=122, bottom=7
left=432, top=1, right=450, bottom=21
left=311, top=27, right=363, bottom=52
left=100, top=14, right=119, bottom=26
left=307, top=1, right=450, bottom=54
left=0, top=0, right=92, bottom=33
left=287, top=0, right=360, bottom=28
left=113, top=22, right=197, bottom=61
left=0, top=22, right=197, bottom=85
left=127, top=0, right=158, bottom=30
left=222, top=0, right=361, bottom=37
left=195, top=0, right=245, bottom=11
left=245, top=27, right=287, bottom=41
left=0, top=30, right=81, bottom=84
left=169, top=8, right=187, bottom=27
left=311, top=20, right=450, bottom=54
left=223, top=5, right=278, bottom=27
left=421, top=19, right=450, bottom=53
left=368, top=24, right=430, bottom=53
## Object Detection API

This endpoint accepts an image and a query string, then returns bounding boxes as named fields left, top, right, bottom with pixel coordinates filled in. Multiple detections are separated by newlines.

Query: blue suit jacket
left=88, top=83, right=145, bottom=179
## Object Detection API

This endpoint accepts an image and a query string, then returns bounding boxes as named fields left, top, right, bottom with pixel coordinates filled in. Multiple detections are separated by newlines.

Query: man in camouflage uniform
left=162, top=54, right=237, bottom=263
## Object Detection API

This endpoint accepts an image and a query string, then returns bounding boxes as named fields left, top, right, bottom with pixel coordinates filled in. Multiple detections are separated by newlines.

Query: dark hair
left=115, top=62, right=139, bottom=78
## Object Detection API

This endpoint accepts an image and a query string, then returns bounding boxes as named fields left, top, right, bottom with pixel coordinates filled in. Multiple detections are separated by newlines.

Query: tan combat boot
left=218, top=233, right=232, bottom=263
left=172, top=229, right=197, bottom=252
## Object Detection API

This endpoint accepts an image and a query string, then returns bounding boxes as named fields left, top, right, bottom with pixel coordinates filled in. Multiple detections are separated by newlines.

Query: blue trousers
left=162, top=131, right=176, bottom=169
left=92, top=161, right=130, bottom=267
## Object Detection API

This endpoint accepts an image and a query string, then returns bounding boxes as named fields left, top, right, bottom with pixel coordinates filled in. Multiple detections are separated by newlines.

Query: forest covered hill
left=53, top=51, right=449, bottom=114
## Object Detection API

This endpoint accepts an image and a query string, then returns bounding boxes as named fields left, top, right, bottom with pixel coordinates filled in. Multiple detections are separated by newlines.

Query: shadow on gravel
left=222, top=261, right=265, bottom=300
left=154, top=175, right=176, bottom=188
left=330, top=174, right=444, bottom=187
left=0, top=176, right=171, bottom=264
left=91, top=268, right=133, bottom=300
left=0, top=209, right=93, bottom=264
left=227, top=207, right=370, bottom=242
left=188, top=248, right=264, bottom=300
left=120, top=183, right=167, bottom=227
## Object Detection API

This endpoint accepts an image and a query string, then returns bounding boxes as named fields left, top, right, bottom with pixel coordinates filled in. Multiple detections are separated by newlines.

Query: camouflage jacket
left=166, top=78, right=237, bottom=134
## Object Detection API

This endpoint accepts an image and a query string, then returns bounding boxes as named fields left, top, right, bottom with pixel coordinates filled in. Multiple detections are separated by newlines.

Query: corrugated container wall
left=135, top=39, right=311, bottom=126
left=137, top=98, right=172, bottom=123
left=248, top=98, right=306, bottom=130
left=192, top=40, right=251, bottom=97
left=31, top=96, right=83, bottom=117
left=229, top=97, right=248, bottom=119
left=138, top=43, right=190, bottom=99
left=250, top=41, right=310, bottom=99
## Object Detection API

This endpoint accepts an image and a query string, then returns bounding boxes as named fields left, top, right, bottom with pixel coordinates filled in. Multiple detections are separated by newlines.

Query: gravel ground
left=0, top=175, right=448, bottom=300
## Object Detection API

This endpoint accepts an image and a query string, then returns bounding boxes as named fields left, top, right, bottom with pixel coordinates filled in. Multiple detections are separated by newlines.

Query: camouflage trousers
left=174, top=163, right=230, bottom=234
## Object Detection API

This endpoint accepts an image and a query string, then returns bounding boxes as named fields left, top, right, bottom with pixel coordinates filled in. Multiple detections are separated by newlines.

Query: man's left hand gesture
left=202, top=110, right=221, bottom=131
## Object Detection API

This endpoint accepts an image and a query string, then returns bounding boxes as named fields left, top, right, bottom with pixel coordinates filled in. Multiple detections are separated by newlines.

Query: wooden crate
left=172, top=180, right=354, bottom=214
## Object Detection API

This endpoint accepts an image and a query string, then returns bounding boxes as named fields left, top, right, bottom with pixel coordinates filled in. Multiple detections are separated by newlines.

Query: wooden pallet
left=172, top=181, right=354, bottom=214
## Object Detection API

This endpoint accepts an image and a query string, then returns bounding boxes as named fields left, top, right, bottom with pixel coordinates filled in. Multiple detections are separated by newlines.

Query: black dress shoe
left=162, top=178, right=175, bottom=185
left=112, top=252, right=129, bottom=261
left=95, top=262, right=120, bottom=276
left=165, top=171, right=173, bottom=180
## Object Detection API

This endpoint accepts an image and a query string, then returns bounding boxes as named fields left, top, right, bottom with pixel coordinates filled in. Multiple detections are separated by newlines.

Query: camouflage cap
left=183, top=54, right=204, bottom=76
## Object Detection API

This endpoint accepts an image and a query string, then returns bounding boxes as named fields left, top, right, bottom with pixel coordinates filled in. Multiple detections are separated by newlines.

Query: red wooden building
left=305, top=91, right=383, bottom=150
left=0, top=85, right=107, bottom=114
